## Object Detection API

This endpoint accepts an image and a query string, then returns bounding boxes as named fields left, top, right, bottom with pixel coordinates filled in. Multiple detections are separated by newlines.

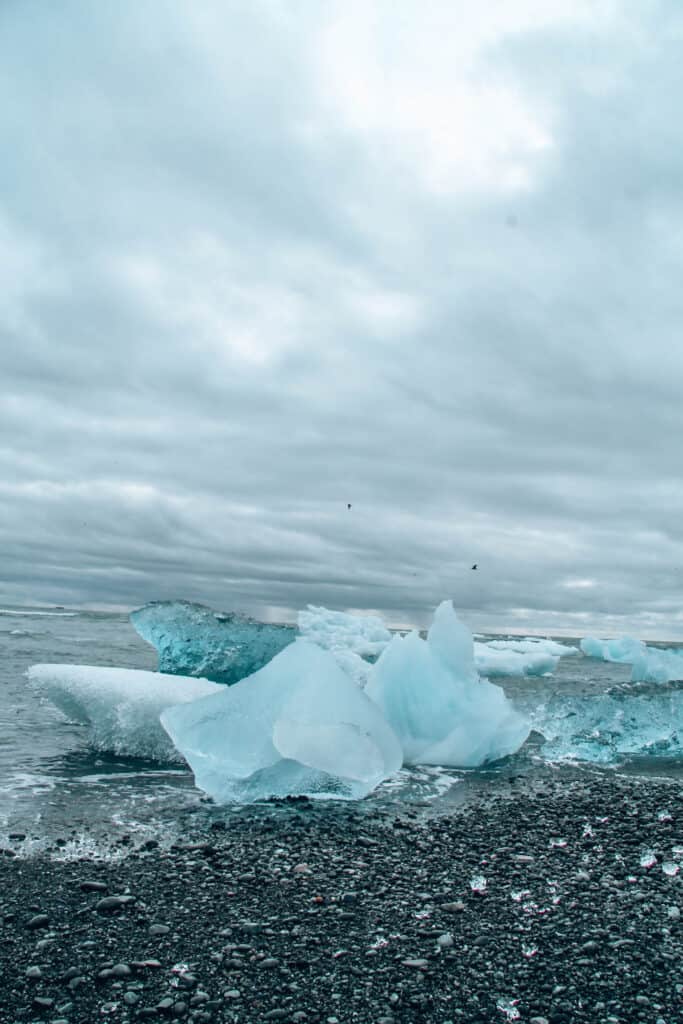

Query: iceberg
left=535, top=681, right=683, bottom=763
left=160, top=640, right=403, bottom=803
left=630, top=646, right=683, bottom=684
left=297, top=605, right=392, bottom=687
left=580, top=635, right=646, bottom=663
left=473, top=644, right=559, bottom=678
left=365, top=602, right=530, bottom=766
left=27, top=664, right=221, bottom=761
left=581, top=633, right=683, bottom=682
left=130, top=600, right=295, bottom=685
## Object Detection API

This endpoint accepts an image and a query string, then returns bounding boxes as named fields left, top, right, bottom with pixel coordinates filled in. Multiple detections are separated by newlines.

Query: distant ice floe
left=485, top=637, right=579, bottom=657
left=160, top=641, right=403, bottom=802
left=581, top=634, right=683, bottom=684
left=27, top=664, right=220, bottom=762
left=473, top=644, right=559, bottom=678
left=580, top=636, right=646, bottom=663
left=366, top=602, right=530, bottom=767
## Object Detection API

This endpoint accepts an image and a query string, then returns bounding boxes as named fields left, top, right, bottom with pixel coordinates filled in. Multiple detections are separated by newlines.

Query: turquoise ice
left=130, top=600, right=294, bottom=685
left=365, top=601, right=530, bottom=766
left=160, top=640, right=403, bottom=803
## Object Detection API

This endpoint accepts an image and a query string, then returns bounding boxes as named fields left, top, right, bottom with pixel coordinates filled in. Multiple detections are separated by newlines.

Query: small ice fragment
left=470, top=875, right=487, bottom=893
left=662, top=862, right=680, bottom=877
left=522, top=943, right=538, bottom=958
left=370, top=936, right=389, bottom=950
left=170, top=962, right=191, bottom=987
left=496, top=997, right=521, bottom=1020
left=672, top=845, right=683, bottom=859
left=511, top=890, right=531, bottom=902
left=667, top=905, right=680, bottom=919
left=582, top=824, right=594, bottom=838
left=436, top=932, right=454, bottom=948
left=657, top=810, right=673, bottom=822
left=549, top=837, right=568, bottom=848
left=640, top=850, right=657, bottom=869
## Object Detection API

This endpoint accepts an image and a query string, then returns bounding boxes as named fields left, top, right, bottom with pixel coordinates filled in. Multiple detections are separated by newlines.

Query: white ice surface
left=484, top=637, right=578, bottom=657
left=365, top=602, right=530, bottom=767
left=297, top=605, right=392, bottom=687
left=473, top=644, right=559, bottom=677
left=297, top=605, right=391, bottom=656
left=160, top=640, right=403, bottom=803
left=27, top=664, right=221, bottom=762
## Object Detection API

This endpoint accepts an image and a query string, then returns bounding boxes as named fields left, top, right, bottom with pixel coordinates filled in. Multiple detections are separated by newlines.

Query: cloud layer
left=2, top=1, right=683, bottom=637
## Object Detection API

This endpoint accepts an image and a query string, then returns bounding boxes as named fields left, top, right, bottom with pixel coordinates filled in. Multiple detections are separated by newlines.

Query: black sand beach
left=1, top=775, right=681, bottom=1024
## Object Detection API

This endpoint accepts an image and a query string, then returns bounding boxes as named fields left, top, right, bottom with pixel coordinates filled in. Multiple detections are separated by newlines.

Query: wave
left=0, top=609, right=77, bottom=617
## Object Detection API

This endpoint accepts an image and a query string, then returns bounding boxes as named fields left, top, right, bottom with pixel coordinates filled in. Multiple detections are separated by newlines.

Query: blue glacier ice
left=27, top=663, right=221, bottom=761
left=580, top=635, right=646, bottom=663
left=130, top=600, right=295, bottom=685
left=365, top=602, right=530, bottom=766
left=535, top=680, right=683, bottom=763
left=160, top=640, right=403, bottom=803
left=629, top=645, right=683, bottom=683
left=580, top=633, right=683, bottom=683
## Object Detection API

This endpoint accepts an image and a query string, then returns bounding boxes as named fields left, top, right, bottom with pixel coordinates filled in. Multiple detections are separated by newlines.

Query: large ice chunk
left=160, top=640, right=403, bottom=803
left=580, top=635, right=646, bottom=663
left=297, top=605, right=392, bottom=687
left=581, top=633, right=683, bottom=682
left=535, top=681, right=683, bottom=763
left=130, top=600, right=295, bottom=684
left=629, top=646, right=683, bottom=684
left=27, top=664, right=221, bottom=761
left=365, top=602, right=530, bottom=767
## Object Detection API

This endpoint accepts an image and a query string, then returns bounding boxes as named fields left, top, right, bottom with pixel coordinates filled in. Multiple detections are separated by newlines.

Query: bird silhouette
left=347, top=503, right=352, bottom=509
left=471, top=564, right=478, bottom=570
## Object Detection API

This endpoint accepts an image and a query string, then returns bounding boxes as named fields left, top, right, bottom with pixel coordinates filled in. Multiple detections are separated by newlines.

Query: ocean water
left=1, top=605, right=681, bottom=855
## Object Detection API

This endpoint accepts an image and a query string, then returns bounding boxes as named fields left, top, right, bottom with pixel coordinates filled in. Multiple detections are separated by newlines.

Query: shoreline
left=1, top=774, right=681, bottom=1024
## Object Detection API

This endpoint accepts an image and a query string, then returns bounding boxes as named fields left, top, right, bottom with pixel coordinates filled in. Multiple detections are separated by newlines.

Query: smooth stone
left=27, top=914, right=50, bottom=929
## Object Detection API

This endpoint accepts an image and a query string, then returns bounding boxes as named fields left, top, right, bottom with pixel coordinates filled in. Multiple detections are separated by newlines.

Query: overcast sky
left=2, top=1, right=683, bottom=637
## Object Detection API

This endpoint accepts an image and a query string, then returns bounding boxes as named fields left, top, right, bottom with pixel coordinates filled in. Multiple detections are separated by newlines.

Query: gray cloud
left=2, top=1, right=683, bottom=637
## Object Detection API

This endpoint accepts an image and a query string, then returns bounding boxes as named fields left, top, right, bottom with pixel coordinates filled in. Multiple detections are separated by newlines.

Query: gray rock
left=27, top=913, right=50, bottom=929
left=95, top=894, right=137, bottom=913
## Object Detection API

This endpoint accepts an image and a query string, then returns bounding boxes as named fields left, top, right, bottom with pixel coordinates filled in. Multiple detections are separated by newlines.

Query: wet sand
left=1, top=775, right=681, bottom=1024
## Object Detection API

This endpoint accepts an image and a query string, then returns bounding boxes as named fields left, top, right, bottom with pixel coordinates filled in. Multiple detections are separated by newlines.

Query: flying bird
left=347, top=503, right=352, bottom=509
left=471, top=564, right=478, bottom=570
